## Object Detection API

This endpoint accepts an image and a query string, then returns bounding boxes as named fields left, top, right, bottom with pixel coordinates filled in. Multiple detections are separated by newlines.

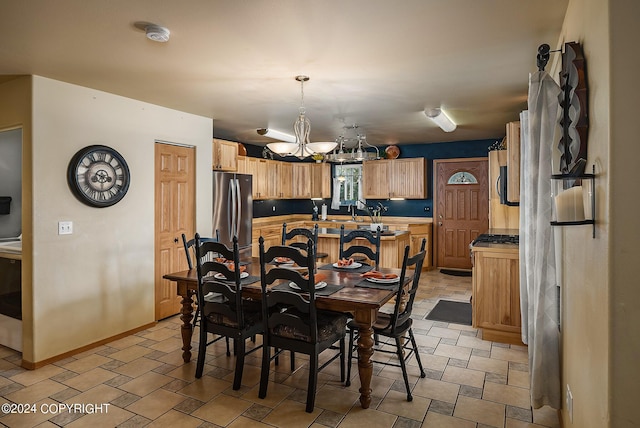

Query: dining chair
left=194, top=234, right=263, bottom=390
left=339, top=224, right=381, bottom=269
left=258, top=237, right=347, bottom=413
left=281, top=222, right=327, bottom=260
left=182, top=230, right=227, bottom=353
left=345, top=238, right=427, bottom=401
left=181, top=230, right=220, bottom=270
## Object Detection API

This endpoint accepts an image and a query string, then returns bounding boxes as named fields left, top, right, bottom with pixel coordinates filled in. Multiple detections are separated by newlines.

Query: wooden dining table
left=163, top=258, right=406, bottom=409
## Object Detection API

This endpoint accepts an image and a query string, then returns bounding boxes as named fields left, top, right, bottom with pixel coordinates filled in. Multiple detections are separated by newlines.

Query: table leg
left=354, top=309, right=376, bottom=409
left=177, top=281, right=195, bottom=363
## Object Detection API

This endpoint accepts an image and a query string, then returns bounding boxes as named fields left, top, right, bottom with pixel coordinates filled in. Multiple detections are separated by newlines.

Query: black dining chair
left=258, top=237, right=347, bottom=413
left=281, top=222, right=327, bottom=260
left=182, top=230, right=220, bottom=270
left=182, top=230, right=228, bottom=354
left=194, top=234, right=263, bottom=390
left=339, top=224, right=381, bottom=269
left=345, top=238, right=427, bottom=401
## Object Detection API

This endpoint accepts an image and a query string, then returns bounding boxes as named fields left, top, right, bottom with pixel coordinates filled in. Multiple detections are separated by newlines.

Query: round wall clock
left=67, top=145, right=131, bottom=208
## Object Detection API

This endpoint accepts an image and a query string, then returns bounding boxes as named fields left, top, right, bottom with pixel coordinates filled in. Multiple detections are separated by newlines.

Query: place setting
left=271, top=272, right=344, bottom=296
left=319, top=257, right=373, bottom=274
left=355, top=270, right=401, bottom=290
left=204, top=261, right=260, bottom=285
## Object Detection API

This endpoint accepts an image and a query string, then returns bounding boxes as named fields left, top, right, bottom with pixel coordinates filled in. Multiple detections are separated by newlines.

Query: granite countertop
left=317, top=227, right=408, bottom=238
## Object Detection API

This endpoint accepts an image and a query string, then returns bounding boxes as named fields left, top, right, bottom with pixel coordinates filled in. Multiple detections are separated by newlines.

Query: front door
left=155, top=143, right=195, bottom=320
left=434, top=158, right=488, bottom=269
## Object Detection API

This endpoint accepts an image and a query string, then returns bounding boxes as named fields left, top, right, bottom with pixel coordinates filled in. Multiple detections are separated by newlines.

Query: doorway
left=0, top=127, right=23, bottom=351
left=154, top=142, right=196, bottom=320
left=434, top=158, right=488, bottom=270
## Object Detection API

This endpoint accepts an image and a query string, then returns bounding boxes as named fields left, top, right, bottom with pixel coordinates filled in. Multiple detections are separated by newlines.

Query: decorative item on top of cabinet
left=362, top=157, right=426, bottom=199
left=212, top=138, right=238, bottom=171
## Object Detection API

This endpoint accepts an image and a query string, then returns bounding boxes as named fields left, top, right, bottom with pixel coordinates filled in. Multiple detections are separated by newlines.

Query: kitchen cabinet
left=471, top=244, right=523, bottom=345
left=291, top=162, right=330, bottom=199
left=276, top=162, right=293, bottom=199
left=386, top=223, right=432, bottom=270
left=506, top=121, right=520, bottom=203
left=488, top=151, right=519, bottom=229
left=363, top=158, right=426, bottom=199
left=212, top=138, right=238, bottom=171
left=310, top=163, right=331, bottom=199
left=292, top=163, right=312, bottom=199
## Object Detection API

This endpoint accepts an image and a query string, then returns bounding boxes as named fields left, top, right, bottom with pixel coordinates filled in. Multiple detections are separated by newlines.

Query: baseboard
left=21, top=322, right=157, bottom=370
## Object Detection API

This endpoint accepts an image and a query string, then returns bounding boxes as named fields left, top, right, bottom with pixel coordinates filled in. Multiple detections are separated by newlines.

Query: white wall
left=558, top=0, right=640, bottom=427
left=29, top=76, right=213, bottom=363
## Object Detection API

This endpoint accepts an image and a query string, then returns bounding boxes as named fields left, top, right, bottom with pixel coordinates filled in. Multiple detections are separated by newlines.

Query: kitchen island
left=253, top=215, right=431, bottom=269
left=315, top=227, right=410, bottom=268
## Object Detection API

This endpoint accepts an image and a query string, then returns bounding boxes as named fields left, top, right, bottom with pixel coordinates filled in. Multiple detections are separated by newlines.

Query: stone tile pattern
left=0, top=270, right=560, bottom=428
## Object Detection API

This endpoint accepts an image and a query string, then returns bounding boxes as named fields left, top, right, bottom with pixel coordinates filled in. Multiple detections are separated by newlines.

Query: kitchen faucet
left=350, top=204, right=358, bottom=221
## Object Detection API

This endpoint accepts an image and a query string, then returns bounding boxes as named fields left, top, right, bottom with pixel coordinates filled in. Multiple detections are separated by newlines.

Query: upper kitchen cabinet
left=275, top=161, right=292, bottom=199
left=310, top=163, right=331, bottom=199
left=293, top=163, right=331, bottom=199
left=505, top=122, right=520, bottom=203
left=292, top=163, right=312, bottom=199
left=489, top=150, right=519, bottom=229
left=212, top=138, right=238, bottom=171
left=363, top=158, right=426, bottom=199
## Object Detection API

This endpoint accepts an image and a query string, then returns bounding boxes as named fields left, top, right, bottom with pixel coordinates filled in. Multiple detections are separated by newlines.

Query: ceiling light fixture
left=145, top=24, right=170, bottom=43
left=424, top=108, right=457, bottom=132
left=325, top=125, right=379, bottom=163
left=257, top=128, right=296, bottom=143
left=265, top=76, right=337, bottom=159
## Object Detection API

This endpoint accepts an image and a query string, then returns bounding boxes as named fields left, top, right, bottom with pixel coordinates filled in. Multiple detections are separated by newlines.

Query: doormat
left=440, top=269, right=472, bottom=277
left=425, top=300, right=472, bottom=325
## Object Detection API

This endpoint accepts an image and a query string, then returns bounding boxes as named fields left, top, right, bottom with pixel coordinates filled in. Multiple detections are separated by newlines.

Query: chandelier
left=325, top=125, right=380, bottom=163
left=265, top=76, right=337, bottom=159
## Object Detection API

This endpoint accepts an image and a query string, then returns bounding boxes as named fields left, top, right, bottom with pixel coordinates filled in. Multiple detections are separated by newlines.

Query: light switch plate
left=58, top=221, right=73, bottom=235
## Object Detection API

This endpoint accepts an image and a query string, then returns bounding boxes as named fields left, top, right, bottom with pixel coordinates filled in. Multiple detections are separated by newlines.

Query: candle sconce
left=550, top=165, right=595, bottom=238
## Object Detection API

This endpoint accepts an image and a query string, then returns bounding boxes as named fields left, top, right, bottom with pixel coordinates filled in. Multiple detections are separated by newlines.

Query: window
left=335, top=164, right=362, bottom=206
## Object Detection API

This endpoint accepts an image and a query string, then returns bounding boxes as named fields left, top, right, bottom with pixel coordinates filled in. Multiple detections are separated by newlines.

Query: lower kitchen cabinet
left=471, top=245, right=523, bottom=345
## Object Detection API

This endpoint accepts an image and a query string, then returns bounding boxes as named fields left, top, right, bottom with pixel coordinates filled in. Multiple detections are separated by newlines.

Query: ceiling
left=0, top=0, right=568, bottom=149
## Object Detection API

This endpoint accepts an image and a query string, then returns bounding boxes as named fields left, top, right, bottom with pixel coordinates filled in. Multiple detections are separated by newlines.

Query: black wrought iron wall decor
left=558, top=42, right=588, bottom=176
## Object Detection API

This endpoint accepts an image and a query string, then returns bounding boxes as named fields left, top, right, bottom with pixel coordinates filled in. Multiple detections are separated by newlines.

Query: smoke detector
left=145, top=24, right=170, bottom=42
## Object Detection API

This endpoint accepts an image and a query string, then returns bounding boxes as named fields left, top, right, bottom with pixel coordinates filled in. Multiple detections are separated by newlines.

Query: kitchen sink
left=327, top=219, right=365, bottom=223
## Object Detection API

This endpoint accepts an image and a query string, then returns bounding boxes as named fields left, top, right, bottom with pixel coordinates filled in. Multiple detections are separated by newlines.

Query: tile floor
left=0, top=270, right=560, bottom=428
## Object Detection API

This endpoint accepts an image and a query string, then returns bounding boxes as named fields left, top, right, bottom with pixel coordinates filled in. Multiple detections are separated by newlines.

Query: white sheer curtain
left=356, top=177, right=365, bottom=209
left=331, top=177, right=341, bottom=210
left=519, top=71, right=561, bottom=409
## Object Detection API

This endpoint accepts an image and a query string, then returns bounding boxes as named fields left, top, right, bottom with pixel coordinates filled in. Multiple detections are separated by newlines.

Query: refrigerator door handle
left=235, top=178, right=242, bottom=238
left=228, top=179, right=235, bottom=242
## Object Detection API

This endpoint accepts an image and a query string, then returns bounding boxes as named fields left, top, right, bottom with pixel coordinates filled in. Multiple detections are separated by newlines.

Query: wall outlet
left=272, top=206, right=276, bottom=212
left=566, top=384, right=573, bottom=423
left=58, top=221, right=73, bottom=235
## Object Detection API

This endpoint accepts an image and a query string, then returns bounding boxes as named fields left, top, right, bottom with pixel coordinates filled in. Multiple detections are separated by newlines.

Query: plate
left=332, top=261, right=363, bottom=269
left=385, top=145, right=400, bottom=159
left=214, top=272, right=249, bottom=280
left=289, top=281, right=327, bottom=290
left=274, top=257, right=293, bottom=265
left=365, top=276, right=398, bottom=284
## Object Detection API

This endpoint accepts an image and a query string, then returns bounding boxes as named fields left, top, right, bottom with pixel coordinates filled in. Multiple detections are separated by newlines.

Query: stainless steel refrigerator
left=212, top=172, right=253, bottom=260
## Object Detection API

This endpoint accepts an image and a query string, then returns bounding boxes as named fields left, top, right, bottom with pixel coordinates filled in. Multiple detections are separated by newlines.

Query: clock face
left=67, top=145, right=130, bottom=207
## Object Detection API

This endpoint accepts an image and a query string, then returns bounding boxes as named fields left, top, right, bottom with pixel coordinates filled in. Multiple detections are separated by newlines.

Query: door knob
left=173, top=237, right=179, bottom=243
left=438, top=222, right=443, bottom=226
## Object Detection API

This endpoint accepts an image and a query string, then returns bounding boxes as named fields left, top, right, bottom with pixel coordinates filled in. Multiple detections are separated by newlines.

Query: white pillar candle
left=555, top=185, right=585, bottom=222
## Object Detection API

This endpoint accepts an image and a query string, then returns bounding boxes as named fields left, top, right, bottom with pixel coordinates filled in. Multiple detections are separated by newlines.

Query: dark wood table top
left=163, top=258, right=407, bottom=313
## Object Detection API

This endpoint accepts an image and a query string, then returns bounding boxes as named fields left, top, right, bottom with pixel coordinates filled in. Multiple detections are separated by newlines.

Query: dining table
left=162, top=257, right=408, bottom=409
